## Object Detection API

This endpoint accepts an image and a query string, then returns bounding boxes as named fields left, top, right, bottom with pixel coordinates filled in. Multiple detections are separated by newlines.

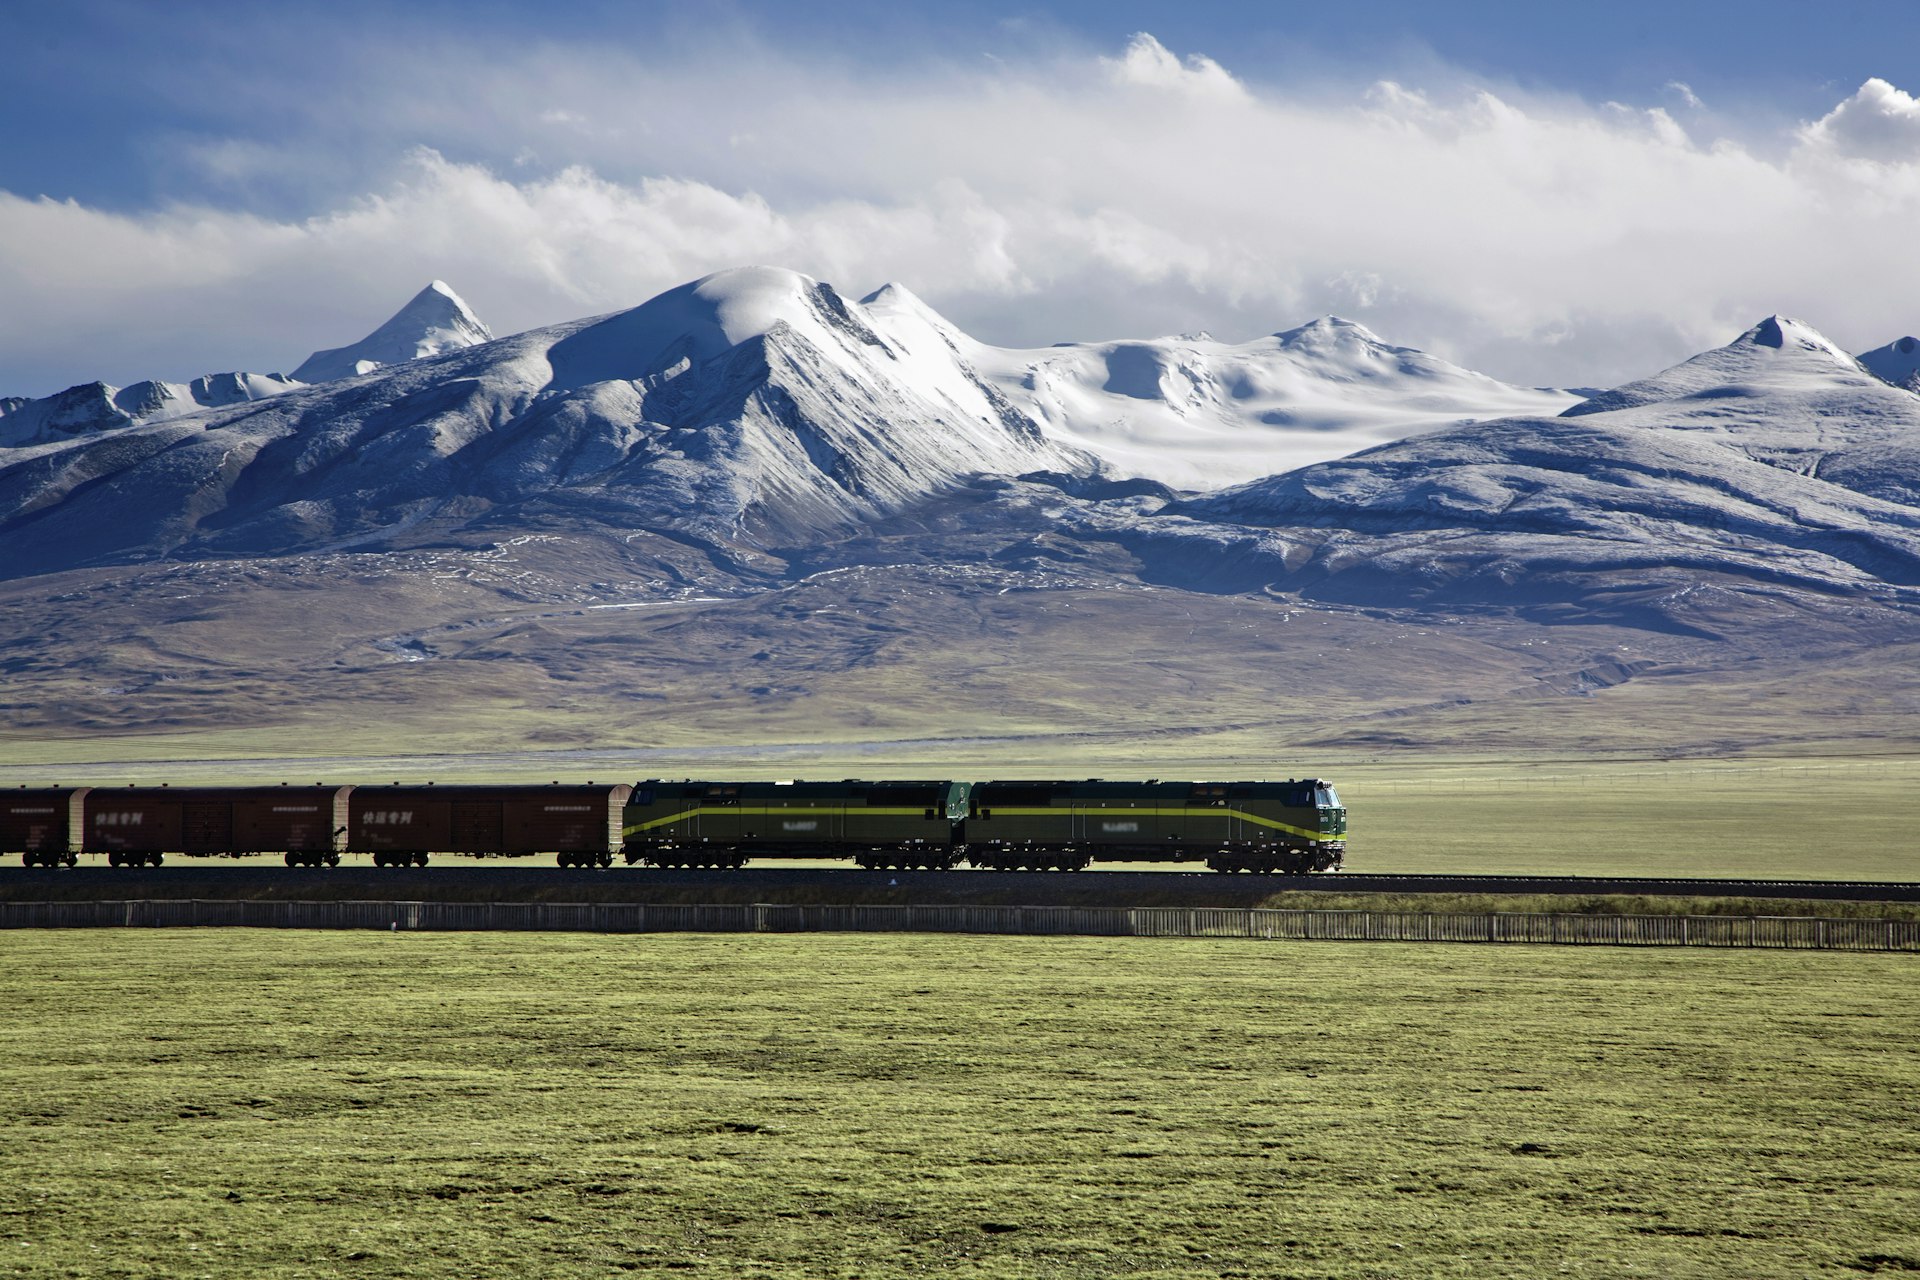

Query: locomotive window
left=633, top=788, right=655, bottom=805
left=1315, top=786, right=1340, bottom=807
left=979, top=786, right=1057, bottom=807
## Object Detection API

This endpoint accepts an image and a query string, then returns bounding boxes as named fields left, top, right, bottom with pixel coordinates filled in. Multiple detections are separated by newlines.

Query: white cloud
left=2, top=39, right=1918, bottom=398
left=1100, top=32, right=1250, bottom=104
left=1800, top=77, right=1920, bottom=163
left=1665, top=80, right=1704, bottom=110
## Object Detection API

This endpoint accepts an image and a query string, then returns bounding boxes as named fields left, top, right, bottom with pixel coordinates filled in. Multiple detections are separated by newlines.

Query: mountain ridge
left=5, top=278, right=1920, bottom=756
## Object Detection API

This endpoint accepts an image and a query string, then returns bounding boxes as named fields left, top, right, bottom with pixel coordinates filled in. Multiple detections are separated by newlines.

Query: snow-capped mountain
left=8, top=279, right=1920, bottom=756
left=0, top=372, right=298, bottom=448
left=7, top=264, right=1920, bottom=636
left=862, top=294, right=1576, bottom=488
left=0, top=279, right=491, bottom=449
left=1153, top=315, right=1920, bottom=607
left=292, top=280, right=493, bottom=384
left=1859, top=335, right=1920, bottom=392
left=0, top=267, right=1091, bottom=574
left=987, top=317, right=1577, bottom=488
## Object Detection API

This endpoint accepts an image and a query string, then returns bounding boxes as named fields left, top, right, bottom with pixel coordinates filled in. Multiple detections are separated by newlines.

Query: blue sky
left=3, top=0, right=1918, bottom=395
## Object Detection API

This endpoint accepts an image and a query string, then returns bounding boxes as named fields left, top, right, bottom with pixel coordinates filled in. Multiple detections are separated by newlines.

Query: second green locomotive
left=620, top=777, right=1344, bottom=874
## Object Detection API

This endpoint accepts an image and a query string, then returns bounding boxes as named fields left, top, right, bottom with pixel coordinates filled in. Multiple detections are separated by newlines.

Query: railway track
left=3, top=866, right=1918, bottom=905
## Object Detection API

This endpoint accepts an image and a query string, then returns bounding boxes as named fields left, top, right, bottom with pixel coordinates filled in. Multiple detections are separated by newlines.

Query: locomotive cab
left=1314, top=782, right=1347, bottom=838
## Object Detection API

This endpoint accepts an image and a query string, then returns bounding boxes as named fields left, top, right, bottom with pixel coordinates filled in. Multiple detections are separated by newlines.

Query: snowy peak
left=1273, top=315, right=1389, bottom=350
left=543, top=266, right=889, bottom=390
left=292, top=280, right=493, bottom=384
left=1565, top=314, right=1874, bottom=417
left=860, top=281, right=960, bottom=337
left=1740, top=315, right=1857, bottom=366
left=965, top=315, right=1579, bottom=488
left=1859, top=335, right=1920, bottom=392
left=0, top=266, right=1093, bottom=571
left=0, top=372, right=296, bottom=447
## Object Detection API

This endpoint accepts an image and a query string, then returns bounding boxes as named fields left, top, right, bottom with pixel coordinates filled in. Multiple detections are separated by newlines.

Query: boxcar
left=963, top=779, right=1346, bottom=873
left=622, top=780, right=971, bottom=869
left=348, top=784, right=632, bottom=867
left=5, top=788, right=89, bottom=868
left=83, top=786, right=352, bottom=866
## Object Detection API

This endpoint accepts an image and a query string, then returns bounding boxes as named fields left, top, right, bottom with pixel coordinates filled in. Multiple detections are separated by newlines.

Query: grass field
left=1332, top=756, right=1920, bottom=880
left=3, top=931, right=1916, bottom=1278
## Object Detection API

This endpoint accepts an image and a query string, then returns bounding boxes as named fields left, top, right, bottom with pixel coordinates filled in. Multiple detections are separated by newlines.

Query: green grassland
left=3, top=931, right=1916, bottom=1278
left=1330, top=757, right=1920, bottom=880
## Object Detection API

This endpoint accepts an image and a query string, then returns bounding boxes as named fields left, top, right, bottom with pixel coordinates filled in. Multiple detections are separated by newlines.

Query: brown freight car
left=5, top=788, right=89, bottom=868
left=347, top=784, right=632, bottom=867
left=85, top=786, right=352, bottom=867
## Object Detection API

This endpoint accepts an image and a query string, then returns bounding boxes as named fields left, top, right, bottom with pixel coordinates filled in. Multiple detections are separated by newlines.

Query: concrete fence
left=2, top=900, right=1917, bottom=951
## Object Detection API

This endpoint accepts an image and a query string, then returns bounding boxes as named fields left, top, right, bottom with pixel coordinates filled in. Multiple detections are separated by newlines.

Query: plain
left=3, top=931, right=1916, bottom=1279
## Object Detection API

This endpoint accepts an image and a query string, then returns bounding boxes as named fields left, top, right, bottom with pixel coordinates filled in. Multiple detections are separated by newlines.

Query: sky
left=3, top=0, right=1919, bottom=398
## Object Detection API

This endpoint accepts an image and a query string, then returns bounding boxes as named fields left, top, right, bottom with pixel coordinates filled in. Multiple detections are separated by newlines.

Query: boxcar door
left=182, top=801, right=234, bottom=854
left=450, top=801, right=503, bottom=854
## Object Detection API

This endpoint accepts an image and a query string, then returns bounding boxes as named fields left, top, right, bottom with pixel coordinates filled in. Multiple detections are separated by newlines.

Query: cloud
left=1101, top=33, right=1250, bottom=104
left=1665, top=80, right=1704, bottom=110
left=1800, top=77, right=1920, bottom=163
left=1, top=36, right=1918, bottom=399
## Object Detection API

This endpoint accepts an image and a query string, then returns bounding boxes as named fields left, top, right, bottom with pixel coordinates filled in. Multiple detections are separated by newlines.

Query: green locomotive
left=618, top=777, right=1344, bottom=874
left=621, top=779, right=972, bottom=869
left=962, top=779, right=1345, bottom=874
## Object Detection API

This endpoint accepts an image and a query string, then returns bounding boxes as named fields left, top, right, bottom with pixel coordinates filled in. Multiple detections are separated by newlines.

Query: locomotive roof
left=632, top=779, right=967, bottom=798
left=972, top=779, right=1330, bottom=799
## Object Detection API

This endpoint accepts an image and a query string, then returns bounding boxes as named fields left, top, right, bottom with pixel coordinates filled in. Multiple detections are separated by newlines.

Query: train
left=3, top=776, right=1346, bottom=875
